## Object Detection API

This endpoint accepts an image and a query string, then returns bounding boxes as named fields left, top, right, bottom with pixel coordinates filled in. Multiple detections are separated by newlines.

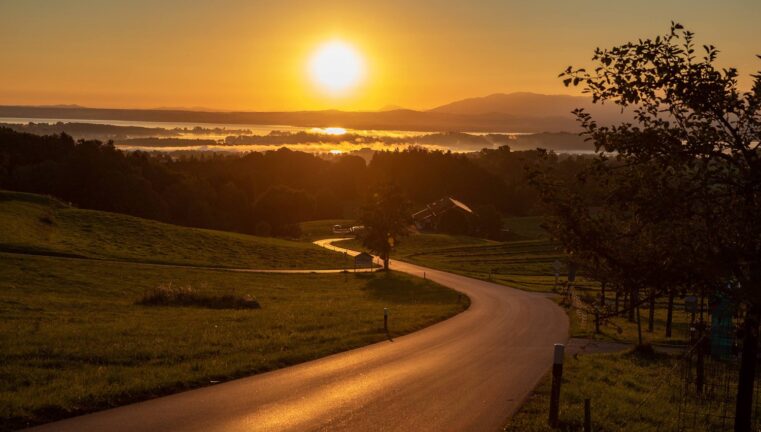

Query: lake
left=0, top=117, right=588, bottom=154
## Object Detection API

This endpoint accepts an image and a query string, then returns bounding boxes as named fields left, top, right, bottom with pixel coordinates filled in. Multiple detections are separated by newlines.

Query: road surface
left=28, top=239, right=568, bottom=432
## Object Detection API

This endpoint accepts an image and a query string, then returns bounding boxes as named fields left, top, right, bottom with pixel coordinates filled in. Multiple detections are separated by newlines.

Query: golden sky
left=1, top=0, right=759, bottom=111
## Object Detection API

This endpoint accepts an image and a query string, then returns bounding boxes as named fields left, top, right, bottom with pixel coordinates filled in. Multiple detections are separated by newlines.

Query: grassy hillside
left=0, top=252, right=466, bottom=429
left=0, top=190, right=345, bottom=269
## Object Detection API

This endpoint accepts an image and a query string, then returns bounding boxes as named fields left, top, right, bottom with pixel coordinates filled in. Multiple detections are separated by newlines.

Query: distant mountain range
left=0, top=93, right=628, bottom=133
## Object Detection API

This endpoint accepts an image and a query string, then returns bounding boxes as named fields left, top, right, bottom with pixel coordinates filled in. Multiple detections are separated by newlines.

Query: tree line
left=0, top=126, right=592, bottom=237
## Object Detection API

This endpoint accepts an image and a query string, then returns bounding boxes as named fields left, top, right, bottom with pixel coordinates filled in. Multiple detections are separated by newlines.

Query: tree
left=542, top=23, right=759, bottom=430
left=359, top=183, right=412, bottom=271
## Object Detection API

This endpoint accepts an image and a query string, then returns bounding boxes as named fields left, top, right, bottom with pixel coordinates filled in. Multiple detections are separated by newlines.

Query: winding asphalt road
left=28, top=239, right=568, bottom=432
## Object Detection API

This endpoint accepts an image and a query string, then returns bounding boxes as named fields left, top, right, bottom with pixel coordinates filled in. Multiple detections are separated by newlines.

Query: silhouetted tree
left=541, top=23, right=759, bottom=429
left=359, top=183, right=412, bottom=271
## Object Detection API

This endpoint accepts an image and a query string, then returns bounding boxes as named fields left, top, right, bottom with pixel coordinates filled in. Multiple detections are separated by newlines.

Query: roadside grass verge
left=0, top=190, right=346, bottom=269
left=504, top=349, right=683, bottom=431
left=565, top=290, right=693, bottom=346
left=0, top=252, right=467, bottom=430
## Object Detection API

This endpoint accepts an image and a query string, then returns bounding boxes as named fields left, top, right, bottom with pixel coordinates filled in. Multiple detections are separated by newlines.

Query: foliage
left=550, top=22, right=761, bottom=304
left=532, top=23, right=760, bottom=426
left=359, top=183, right=412, bottom=270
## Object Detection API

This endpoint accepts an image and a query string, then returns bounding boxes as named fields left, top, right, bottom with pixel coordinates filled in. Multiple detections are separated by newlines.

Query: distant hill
left=0, top=93, right=631, bottom=133
left=430, top=92, right=626, bottom=125
left=377, top=105, right=407, bottom=112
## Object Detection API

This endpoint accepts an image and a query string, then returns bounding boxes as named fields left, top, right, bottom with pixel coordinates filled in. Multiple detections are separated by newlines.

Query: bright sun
left=309, top=40, right=364, bottom=93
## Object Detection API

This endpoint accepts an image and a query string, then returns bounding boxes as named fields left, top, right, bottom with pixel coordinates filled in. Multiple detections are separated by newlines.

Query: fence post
left=594, top=310, right=600, bottom=334
left=696, top=324, right=705, bottom=396
left=735, top=309, right=759, bottom=432
left=549, top=343, right=565, bottom=428
left=584, top=398, right=591, bottom=432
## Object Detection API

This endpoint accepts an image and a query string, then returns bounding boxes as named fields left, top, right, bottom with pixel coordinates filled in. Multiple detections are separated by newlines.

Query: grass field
left=566, top=288, right=694, bottom=346
left=0, top=191, right=345, bottom=269
left=0, top=252, right=466, bottom=430
left=504, top=349, right=684, bottom=431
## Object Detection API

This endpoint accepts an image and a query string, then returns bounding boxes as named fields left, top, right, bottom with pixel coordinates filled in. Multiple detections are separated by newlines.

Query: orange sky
left=1, top=0, right=759, bottom=111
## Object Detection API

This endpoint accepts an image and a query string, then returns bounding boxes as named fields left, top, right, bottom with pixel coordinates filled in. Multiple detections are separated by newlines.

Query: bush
left=137, top=283, right=260, bottom=309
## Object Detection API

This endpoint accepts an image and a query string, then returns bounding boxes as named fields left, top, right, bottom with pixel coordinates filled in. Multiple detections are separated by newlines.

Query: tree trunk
left=600, top=281, right=606, bottom=307
left=629, top=287, right=637, bottom=323
left=665, top=290, right=674, bottom=338
left=648, top=294, right=655, bottom=333
left=735, top=307, right=759, bottom=432
left=614, top=287, right=620, bottom=314
left=699, top=291, right=705, bottom=323
left=636, top=296, right=643, bottom=346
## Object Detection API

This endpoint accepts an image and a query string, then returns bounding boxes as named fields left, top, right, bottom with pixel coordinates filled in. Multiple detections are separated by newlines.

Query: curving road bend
left=27, top=239, right=568, bottom=432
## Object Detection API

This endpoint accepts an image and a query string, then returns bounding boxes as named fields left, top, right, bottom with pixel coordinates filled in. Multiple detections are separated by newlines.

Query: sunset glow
left=309, top=41, right=364, bottom=94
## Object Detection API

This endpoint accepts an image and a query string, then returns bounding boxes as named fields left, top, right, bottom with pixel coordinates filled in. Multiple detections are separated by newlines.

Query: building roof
left=354, top=252, right=374, bottom=260
left=412, top=197, right=473, bottom=223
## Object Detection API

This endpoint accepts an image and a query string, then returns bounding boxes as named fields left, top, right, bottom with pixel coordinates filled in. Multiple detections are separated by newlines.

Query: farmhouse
left=412, top=197, right=474, bottom=231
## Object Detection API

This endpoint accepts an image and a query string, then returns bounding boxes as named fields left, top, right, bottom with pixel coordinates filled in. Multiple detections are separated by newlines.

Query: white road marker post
left=549, top=343, right=565, bottom=428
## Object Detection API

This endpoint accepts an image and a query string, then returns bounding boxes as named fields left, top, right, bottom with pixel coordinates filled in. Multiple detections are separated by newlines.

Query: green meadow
left=0, top=191, right=345, bottom=270
left=0, top=253, right=465, bottom=429
left=0, top=192, right=466, bottom=429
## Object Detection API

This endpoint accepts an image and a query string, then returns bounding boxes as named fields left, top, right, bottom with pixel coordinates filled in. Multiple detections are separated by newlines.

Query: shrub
left=137, top=283, right=260, bottom=309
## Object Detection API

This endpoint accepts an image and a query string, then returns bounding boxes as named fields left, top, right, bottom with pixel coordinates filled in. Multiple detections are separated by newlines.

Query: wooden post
left=665, top=290, right=674, bottom=338
left=594, top=309, right=600, bottom=334
left=696, top=322, right=705, bottom=396
left=735, top=308, right=759, bottom=432
left=584, top=398, right=591, bottom=432
left=549, top=343, right=564, bottom=428
left=636, top=297, right=643, bottom=346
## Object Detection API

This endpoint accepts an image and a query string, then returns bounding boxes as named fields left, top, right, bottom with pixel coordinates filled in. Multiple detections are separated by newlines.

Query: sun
left=309, top=40, right=364, bottom=93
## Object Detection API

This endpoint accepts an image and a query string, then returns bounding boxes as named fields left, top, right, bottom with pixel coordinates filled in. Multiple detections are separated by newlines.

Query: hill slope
left=430, top=92, right=626, bottom=125
left=0, top=190, right=346, bottom=269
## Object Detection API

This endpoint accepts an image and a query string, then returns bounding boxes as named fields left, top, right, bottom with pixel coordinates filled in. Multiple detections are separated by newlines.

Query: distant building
left=354, top=252, right=374, bottom=271
left=332, top=224, right=352, bottom=234
left=332, top=224, right=366, bottom=235
left=412, top=197, right=474, bottom=231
